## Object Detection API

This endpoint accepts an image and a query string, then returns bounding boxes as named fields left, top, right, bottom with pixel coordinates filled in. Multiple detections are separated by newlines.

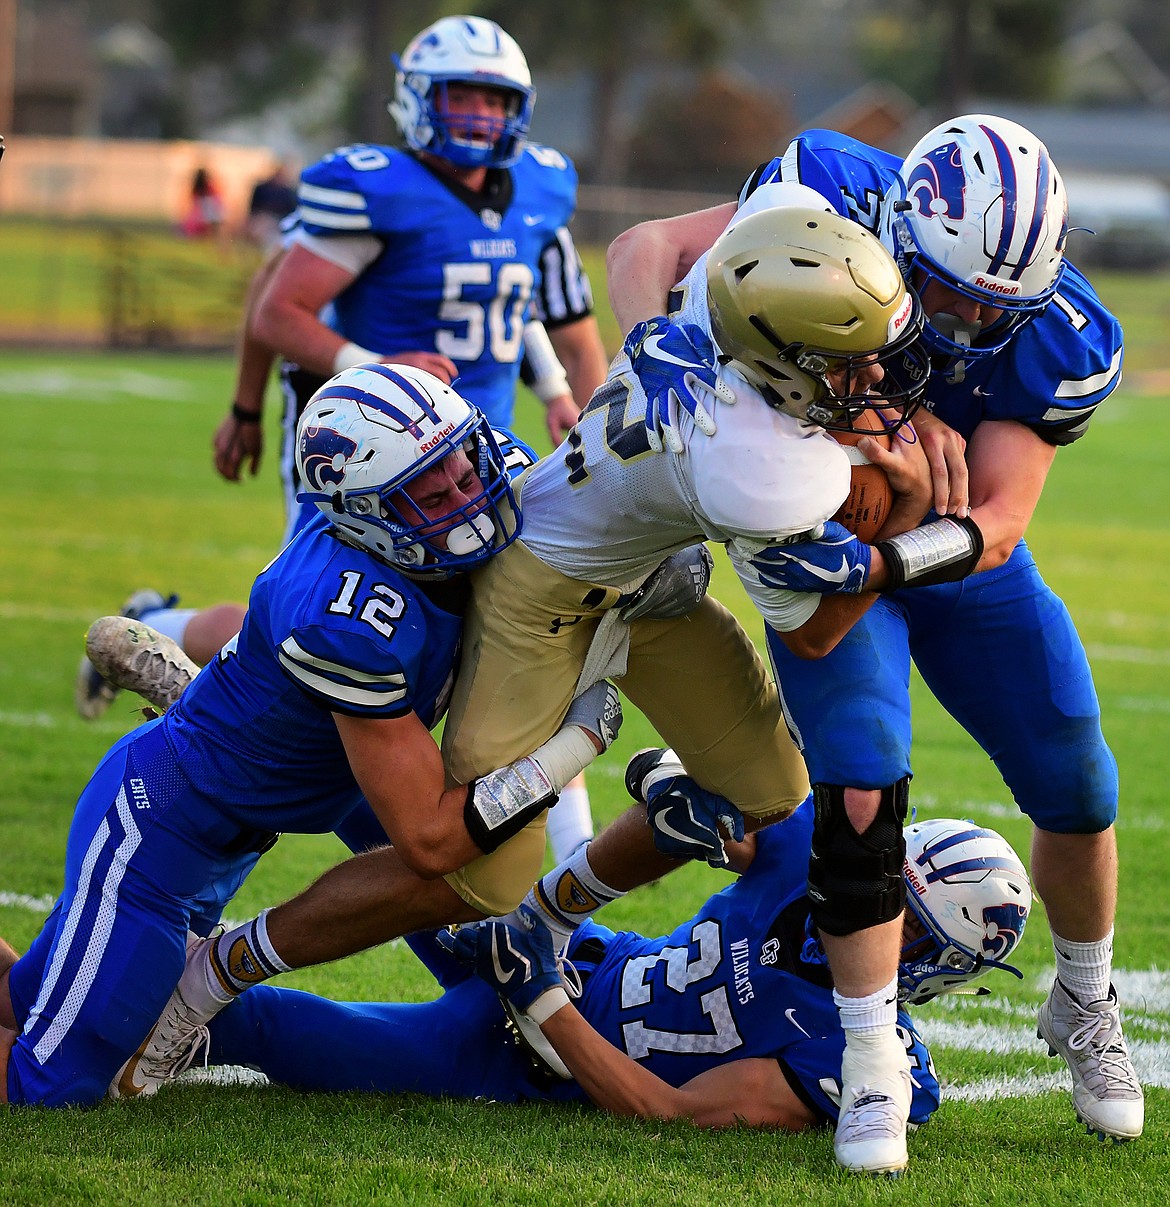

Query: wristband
left=526, top=986, right=571, bottom=1025
left=522, top=320, right=572, bottom=404
left=877, top=515, right=984, bottom=590
left=231, top=404, right=261, bottom=424
left=332, top=340, right=378, bottom=375
left=464, top=757, right=557, bottom=854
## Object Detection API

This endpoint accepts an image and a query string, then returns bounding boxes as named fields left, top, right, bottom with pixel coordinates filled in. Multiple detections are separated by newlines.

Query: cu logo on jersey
left=300, top=425, right=359, bottom=492
left=981, top=902, right=1028, bottom=962
left=906, top=142, right=966, bottom=222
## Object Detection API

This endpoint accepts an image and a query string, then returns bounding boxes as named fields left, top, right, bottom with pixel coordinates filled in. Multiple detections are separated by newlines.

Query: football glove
left=437, top=906, right=569, bottom=1023
left=625, top=748, right=745, bottom=869
left=749, top=522, right=872, bottom=595
left=619, top=544, right=713, bottom=622
left=623, top=316, right=734, bottom=453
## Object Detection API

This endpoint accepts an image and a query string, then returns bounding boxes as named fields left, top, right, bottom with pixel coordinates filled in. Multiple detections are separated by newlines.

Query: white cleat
left=834, top=1044, right=912, bottom=1176
left=109, top=934, right=218, bottom=1099
left=1037, top=979, right=1144, bottom=1141
left=85, top=616, right=200, bottom=714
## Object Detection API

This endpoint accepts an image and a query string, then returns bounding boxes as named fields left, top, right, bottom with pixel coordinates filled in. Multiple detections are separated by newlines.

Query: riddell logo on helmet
left=904, top=863, right=928, bottom=898
left=974, top=277, right=1021, bottom=296
left=418, top=422, right=457, bottom=453
left=889, top=293, right=914, bottom=337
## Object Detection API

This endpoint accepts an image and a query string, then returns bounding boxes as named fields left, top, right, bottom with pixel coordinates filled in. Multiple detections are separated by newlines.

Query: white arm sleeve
left=522, top=320, right=571, bottom=404
left=292, top=229, right=383, bottom=276
left=725, top=538, right=820, bottom=634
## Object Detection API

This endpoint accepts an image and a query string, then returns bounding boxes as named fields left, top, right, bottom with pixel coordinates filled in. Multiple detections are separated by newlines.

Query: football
left=831, top=411, right=893, bottom=543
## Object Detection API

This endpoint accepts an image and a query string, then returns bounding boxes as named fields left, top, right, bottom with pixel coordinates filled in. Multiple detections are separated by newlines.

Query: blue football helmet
left=899, top=816, right=1032, bottom=1005
left=389, top=16, right=535, bottom=169
left=888, top=114, right=1068, bottom=366
left=296, top=363, right=522, bottom=576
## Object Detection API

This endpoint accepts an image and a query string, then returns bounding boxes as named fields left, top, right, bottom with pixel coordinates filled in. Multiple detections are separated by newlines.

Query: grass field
left=1, top=268, right=1168, bottom=1203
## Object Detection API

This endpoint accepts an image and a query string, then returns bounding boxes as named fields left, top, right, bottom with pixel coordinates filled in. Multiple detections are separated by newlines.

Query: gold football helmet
left=706, top=205, right=929, bottom=433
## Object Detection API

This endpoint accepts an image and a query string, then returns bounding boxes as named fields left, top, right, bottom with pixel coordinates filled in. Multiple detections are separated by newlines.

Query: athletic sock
left=138, top=606, right=196, bottom=649
left=1052, top=927, right=1114, bottom=1004
left=834, top=976, right=900, bottom=1037
left=507, top=843, right=625, bottom=948
left=183, top=910, right=292, bottom=1014
left=546, top=783, right=594, bottom=863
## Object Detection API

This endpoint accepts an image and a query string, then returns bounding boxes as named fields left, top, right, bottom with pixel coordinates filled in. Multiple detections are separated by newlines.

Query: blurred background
left=1, top=0, right=1169, bottom=350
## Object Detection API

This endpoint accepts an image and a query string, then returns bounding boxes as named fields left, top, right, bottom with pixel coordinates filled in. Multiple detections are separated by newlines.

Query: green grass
left=1, top=270, right=1169, bottom=1202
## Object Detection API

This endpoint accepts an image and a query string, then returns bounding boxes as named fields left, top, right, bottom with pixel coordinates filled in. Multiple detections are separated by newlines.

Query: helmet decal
left=299, top=426, right=358, bottom=493
left=979, top=901, right=1029, bottom=963
left=906, top=141, right=967, bottom=224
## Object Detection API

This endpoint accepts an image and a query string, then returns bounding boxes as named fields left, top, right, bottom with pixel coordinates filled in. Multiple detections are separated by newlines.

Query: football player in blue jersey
left=0, top=364, right=622, bottom=1108
left=253, top=13, right=607, bottom=474
left=83, top=15, right=607, bottom=863
left=198, top=796, right=1031, bottom=1142
left=605, top=114, right=1142, bottom=1167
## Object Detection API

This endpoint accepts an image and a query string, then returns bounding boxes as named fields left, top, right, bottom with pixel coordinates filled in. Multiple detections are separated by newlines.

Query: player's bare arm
left=252, top=244, right=458, bottom=383
left=333, top=710, right=484, bottom=879
left=540, top=1007, right=817, bottom=1130
left=606, top=203, right=736, bottom=331
left=964, top=418, right=1057, bottom=570
left=251, top=243, right=360, bottom=376
left=547, top=316, right=608, bottom=427
left=214, top=245, right=289, bottom=481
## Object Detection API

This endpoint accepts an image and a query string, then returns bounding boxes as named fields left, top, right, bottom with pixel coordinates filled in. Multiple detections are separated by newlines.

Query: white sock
left=546, top=783, right=594, bottom=863
left=184, top=910, right=292, bottom=1014
left=1052, top=928, right=1113, bottom=1004
left=138, top=606, right=196, bottom=648
left=510, top=843, right=625, bottom=947
left=834, top=976, right=900, bottom=1037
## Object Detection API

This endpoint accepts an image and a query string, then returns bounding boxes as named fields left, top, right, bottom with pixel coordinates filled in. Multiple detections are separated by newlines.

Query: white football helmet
left=296, top=364, right=522, bottom=576
left=389, top=16, right=535, bottom=169
left=889, top=114, right=1069, bottom=362
left=899, top=817, right=1032, bottom=1005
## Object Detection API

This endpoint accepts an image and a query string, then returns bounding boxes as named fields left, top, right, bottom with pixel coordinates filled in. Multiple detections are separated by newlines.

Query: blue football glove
left=436, top=908, right=566, bottom=1016
left=623, top=316, right=734, bottom=454
left=626, top=748, right=745, bottom=868
left=647, top=777, right=746, bottom=868
left=749, top=522, right=873, bottom=595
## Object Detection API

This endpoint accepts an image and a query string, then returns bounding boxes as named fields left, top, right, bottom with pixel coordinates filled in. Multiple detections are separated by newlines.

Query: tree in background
left=479, top=0, right=763, bottom=185
left=626, top=69, right=789, bottom=191
left=856, top=0, right=1068, bottom=113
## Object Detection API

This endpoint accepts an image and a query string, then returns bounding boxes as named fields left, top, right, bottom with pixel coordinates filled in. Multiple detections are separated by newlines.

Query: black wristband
left=231, top=404, right=261, bottom=424
left=877, top=515, right=984, bottom=590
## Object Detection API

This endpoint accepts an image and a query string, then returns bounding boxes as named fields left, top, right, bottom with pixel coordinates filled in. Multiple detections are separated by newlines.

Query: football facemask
left=296, top=363, right=522, bottom=577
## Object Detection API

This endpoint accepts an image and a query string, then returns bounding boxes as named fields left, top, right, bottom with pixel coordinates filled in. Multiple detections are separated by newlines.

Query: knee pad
left=807, top=779, right=909, bottom=937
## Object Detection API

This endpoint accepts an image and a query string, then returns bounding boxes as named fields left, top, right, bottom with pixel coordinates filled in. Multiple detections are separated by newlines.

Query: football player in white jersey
left=432, top=194, right=932, bottom=938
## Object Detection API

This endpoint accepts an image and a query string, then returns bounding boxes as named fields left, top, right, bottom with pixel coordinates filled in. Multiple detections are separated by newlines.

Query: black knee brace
left=807, top=779, right=909, bottom=937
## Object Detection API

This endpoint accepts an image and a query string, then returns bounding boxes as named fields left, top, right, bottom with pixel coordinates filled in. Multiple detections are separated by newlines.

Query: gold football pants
left=441, top=539, right=809, bottom=914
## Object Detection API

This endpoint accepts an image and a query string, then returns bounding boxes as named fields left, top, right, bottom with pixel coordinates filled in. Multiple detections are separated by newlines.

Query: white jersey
left=519, top=251, right=852, bottom=633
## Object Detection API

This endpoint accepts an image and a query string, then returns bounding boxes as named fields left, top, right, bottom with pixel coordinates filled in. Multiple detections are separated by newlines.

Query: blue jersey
left=206, top=801, right=940, bottom=1126
left=565, top=804, right=938, bottom=1124
left=163, top=513, right=464, bottom=835
left=747, top=132, right=1124, bottom=444
left=298, top=143, right=592, bottom=427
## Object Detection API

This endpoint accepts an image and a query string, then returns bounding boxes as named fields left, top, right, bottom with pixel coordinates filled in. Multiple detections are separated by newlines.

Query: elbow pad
left=464, top=757, right=557, bottom=854
left=877, top=515, right=983, bottom=590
